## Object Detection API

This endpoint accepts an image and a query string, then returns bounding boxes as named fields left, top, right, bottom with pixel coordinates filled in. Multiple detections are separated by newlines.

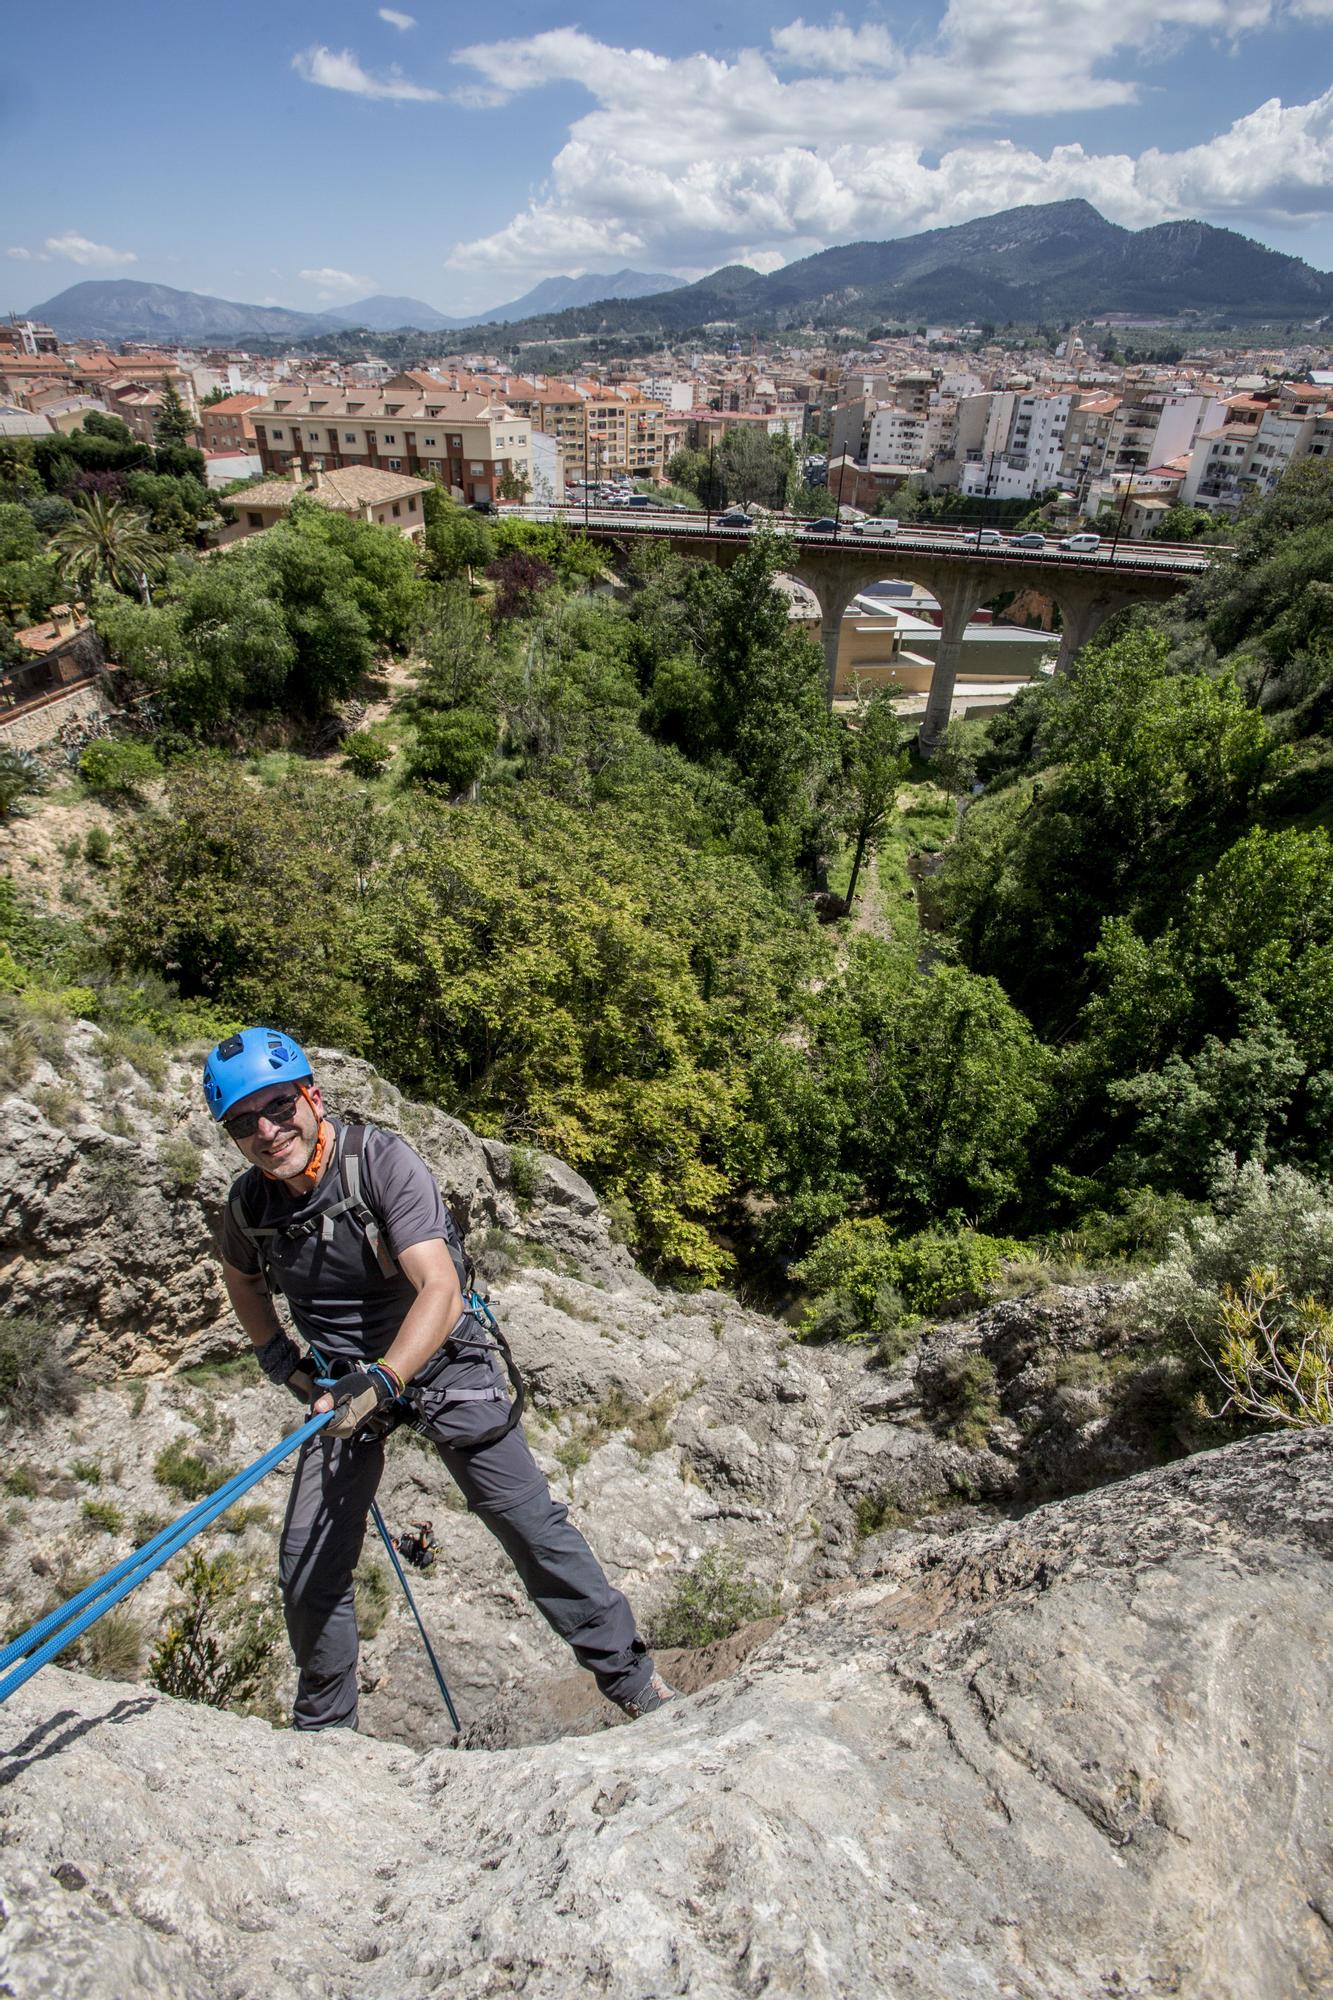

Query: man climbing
left=205, top=1025, right=674, bottom=1732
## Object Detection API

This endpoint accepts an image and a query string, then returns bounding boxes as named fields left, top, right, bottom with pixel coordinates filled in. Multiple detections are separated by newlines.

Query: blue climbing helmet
left=202, top=1027, right=313, bottom=1123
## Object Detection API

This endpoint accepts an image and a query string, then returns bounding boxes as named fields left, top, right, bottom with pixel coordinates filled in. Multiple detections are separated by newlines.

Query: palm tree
left=50, top=494, right=163, bottom=600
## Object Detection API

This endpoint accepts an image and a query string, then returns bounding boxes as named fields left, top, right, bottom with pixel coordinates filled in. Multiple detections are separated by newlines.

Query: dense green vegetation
left=4, top=436, right=1333, bottom=1399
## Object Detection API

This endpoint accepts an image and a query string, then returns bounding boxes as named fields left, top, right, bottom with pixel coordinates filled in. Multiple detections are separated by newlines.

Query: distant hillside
left=24, top=280, right=331, bottom=343
left=319, top=293, right=458, bottom=333
left=25, top=270, right=685, bottom=343
left=469, top=269, right=680, bottom=323
left=440, top=201, right=1333, bottom=348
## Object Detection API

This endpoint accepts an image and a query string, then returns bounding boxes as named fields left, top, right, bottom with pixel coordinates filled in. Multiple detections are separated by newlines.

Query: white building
left=866, top=405, right=930, bottom=467
left=959, top=392, right=1073, bottom=502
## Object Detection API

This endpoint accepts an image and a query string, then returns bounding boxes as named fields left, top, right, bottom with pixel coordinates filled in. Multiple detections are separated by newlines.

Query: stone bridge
left=527, top=508, right=1214, bottom=752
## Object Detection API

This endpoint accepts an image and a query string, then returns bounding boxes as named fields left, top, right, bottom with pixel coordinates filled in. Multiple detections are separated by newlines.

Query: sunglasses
left=223, top=1089, right=304, bottom=1142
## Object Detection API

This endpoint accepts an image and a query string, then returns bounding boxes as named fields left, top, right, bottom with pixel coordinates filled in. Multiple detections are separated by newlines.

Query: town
left=3, top=300, right=1330, bottom=729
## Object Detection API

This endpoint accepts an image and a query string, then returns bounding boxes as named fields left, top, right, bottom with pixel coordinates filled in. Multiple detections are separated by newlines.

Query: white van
left=852, top=518, right=898, bottom=537
left=1060, top=532, right=1102, bottom=553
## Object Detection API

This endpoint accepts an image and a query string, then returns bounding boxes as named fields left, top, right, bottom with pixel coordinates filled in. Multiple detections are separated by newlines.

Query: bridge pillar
left=919, top=573, right=987, bottom=756
left=797, top=562, right=865, bottom=707
left=1051, top=588, right=1117, bottom=674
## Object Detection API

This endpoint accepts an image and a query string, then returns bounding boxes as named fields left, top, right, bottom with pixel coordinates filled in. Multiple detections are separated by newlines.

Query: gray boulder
left=1, top=1433, right=1329, bottom=1999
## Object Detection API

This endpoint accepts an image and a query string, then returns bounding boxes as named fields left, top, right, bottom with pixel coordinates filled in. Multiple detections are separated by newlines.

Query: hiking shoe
left=618, top=1671, right=677, bottom=1720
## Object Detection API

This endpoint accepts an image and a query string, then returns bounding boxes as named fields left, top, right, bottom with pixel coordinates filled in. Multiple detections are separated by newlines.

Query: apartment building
left=250, top=389, right=535, bottom=505
left=866, top=405, right=930, bottom=467
left=959, top=391, right=1073, bottom=502
left=1103, top=386, right=1225, bottom=477
left=200, top=392, right=263, bottom=455
left=1058, top=396, right=1119, bottom=498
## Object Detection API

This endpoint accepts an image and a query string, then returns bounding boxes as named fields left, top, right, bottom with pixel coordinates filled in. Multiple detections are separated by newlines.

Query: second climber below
left=205, top=1025, right=675, bottom=1732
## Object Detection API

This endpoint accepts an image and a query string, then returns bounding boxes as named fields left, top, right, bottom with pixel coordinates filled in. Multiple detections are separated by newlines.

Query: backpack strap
left=339, top=1124, right=398, bottom=1279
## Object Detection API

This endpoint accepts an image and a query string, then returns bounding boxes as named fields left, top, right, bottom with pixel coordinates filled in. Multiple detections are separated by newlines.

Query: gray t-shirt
left=220, top=1121, right=453, bottom=1364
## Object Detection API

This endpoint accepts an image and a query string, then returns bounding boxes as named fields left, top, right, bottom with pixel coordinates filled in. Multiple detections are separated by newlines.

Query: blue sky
left=3, top=1, right=1333, bottom=317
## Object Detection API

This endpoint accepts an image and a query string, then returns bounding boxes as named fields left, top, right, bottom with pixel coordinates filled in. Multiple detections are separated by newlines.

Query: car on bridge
left=805, top=517, right=840, bottom=533
left=1010, top=532, right=1047, bottom=549
left=1060, top=531, right=1102, bottom=552
left=718, top=509, right=753, bottom=528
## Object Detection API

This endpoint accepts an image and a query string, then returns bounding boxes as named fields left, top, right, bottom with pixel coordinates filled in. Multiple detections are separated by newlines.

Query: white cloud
left=292, top=44, right=440, bottom=101
left=7, top=247, right=44, bottom=262
left=770, top=17, right=899, bottom=73
left=378, top=7, right=416, bottom=27
left=44, top=232, right=137, bottom=266
left=444, top=15, right=1333, bottom=279
left=300, top=266, right=375, bottom=296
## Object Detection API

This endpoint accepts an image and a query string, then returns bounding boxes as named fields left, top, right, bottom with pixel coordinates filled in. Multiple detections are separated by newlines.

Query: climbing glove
left=256, top=1333, right=317, bottom=1404
left=324, top=1364, right=399, bottom=1440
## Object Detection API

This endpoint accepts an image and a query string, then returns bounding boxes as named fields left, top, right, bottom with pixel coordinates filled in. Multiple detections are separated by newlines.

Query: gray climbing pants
left=278, top=1371, right=650, bottom=1730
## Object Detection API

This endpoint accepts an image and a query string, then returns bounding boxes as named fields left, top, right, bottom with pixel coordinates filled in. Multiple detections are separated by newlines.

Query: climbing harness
left=0, top=1409, right=335, bottom=1710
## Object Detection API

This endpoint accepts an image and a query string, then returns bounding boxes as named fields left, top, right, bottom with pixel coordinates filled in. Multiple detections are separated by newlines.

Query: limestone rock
left=2, top=1433, right=1330, bottom=1999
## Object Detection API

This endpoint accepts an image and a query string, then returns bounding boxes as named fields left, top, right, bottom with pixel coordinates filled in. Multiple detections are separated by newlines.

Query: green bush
left=0, top=1315, right=81, bottom=1426
left=507, top=1143, right=543, bottom=1208
left=932, top=1351, right=1000, bottom=1449
left=404, top=706, right=497, bottom=792
left=71, top=1457, right=101, bottom=1484
left=159, top=1134, right=202, bottom=1191
left=81, top=1498, right=125, bottom=1535
left=79, top=1610, right=143, bottom=1680
left=343, top=725, right=395, bottom=777
left=794, top=1219, right=1023, bottom=1347
left=83, top=826, right=113, bottom=869
left=153, top=1437, right=234, bottom=1500
left=148, top=1550, right=282, bottom=1714
left=0, top=747, right=46, bottom=821
left=4, top=1465, right=38, bottom=1498
left=647, top=1551, right=779, bottom=1651
left=78, top=738, right=160, bottom=801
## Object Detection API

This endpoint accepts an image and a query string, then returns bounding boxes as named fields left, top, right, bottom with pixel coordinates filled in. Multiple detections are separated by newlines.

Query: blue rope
left=0, top=1409, right=333, bottom=1709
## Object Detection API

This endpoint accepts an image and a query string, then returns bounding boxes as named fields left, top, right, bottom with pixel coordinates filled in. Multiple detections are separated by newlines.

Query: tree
left=932, top=720, right=978, bottom=802
left=49, top=494, right=162, bottom=599
left=423, top=496, right=494, bottom=582
left=838, top=692, right=907, bottom=908
left=718, top=427, right=795, bottom=511
left=153, top=380, right=198, bottom=450
left=497, top=464, right=531, bottom=502
left=405, top=707, right=498, bottom=792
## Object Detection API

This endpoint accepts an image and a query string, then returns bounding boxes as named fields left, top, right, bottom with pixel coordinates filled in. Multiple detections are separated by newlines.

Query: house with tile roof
left=215, top=459, right=431, bottom=544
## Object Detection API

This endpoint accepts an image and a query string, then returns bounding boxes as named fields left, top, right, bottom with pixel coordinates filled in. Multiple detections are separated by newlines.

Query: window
left=307, top=431, right=320, bottom=444
left=382, top=433, right=396, bottom=445
left=470, top=463, right=485, bottom=476
left=271, top=428, right=284, bottom=440
left=344, top=432, right=357, bottom=443
left=450, top=436, right=462, bottom=449
left=408, top=496, right=417, bottom=512
left=247, top=512, right=263, bottom=528
left=392, top=502, right=401, bottom=517
left=423, top=436, right=436, bottom=446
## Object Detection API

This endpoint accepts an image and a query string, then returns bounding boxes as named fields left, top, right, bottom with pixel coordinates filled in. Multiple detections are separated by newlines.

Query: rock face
left=2, top=1432, right=1331, bottom=2000
left=0, top=1024, right=1194, bottom=1747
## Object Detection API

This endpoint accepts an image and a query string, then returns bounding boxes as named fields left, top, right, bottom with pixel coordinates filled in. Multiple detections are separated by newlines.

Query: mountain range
left=464, top=201, right=1333, bottom=345
left=22, top=269, right=680, bottom=343
left=22, top=203, right=1333, bottom=348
